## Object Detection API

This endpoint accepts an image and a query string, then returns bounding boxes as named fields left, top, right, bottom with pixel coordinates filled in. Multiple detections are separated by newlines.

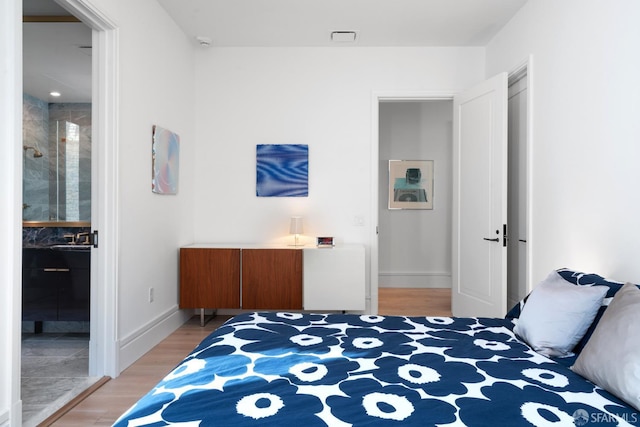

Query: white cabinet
left=303, top=245, right=365, bottom=311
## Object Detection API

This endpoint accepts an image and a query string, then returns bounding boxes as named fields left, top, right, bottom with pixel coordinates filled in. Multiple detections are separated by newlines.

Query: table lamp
left=289, top=216, right=304, bottom=246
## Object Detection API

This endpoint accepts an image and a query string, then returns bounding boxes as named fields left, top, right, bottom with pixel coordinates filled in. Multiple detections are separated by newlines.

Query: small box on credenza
left=316, top=237, right=334, bottom=248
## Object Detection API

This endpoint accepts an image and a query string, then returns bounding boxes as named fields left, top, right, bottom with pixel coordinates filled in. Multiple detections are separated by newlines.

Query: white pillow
left=513, top=271, right=607, bottom=357
left=572, top=282, right=640, bottom=411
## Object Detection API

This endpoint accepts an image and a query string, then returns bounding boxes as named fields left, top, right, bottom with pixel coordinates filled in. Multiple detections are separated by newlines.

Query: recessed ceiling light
left=50, top=91, right=61, bottom=97
left=331, top=31, right=357, bottom=43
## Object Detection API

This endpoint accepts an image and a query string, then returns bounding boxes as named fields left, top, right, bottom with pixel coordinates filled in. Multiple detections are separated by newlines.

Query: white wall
left=378, top=101, right=453, bottom=288
left=192, top=47, right=484, bottom=309
left=486, top=0, right=640, bottom=287
left=81, top=0, right=198, bottom=371
left=0, top=0, right=23, bottom=423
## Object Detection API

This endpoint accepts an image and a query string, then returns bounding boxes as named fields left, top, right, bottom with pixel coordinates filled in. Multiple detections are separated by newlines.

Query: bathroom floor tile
left=21, top=332, right=95, bottom=427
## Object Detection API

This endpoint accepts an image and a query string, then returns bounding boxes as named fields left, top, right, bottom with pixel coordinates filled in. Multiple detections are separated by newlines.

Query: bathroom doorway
left=21, top=1, right=97, bottom=424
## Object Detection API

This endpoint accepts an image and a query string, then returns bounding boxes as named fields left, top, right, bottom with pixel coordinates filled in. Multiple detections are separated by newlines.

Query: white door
left=452, top=73, right=508, bottom=317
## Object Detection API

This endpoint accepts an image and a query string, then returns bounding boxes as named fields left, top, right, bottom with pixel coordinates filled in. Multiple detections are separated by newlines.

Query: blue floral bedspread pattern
left=114, top=312, right=637, bottom=426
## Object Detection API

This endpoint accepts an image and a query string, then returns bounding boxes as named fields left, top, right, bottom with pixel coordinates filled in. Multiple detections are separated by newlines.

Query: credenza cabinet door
left=241, top=249, right=302, bottom=310
left=179, top=248, right=241, bottom=309
left=303, top=246, right=365, bottom=311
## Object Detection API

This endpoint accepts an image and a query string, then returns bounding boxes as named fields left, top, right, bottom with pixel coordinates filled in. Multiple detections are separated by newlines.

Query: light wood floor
left=378, top=287, right=452, bottom=317
left=49, top=288, right=451, bottom=426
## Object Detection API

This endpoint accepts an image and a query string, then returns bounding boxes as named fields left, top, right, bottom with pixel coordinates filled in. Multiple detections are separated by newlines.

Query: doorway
left=18, top=0, right=118, bottom=424
left=373, top=65, right=530, bottom=317
left=507, top=65, right=529, bottom=308
left=371, top=94, right=454, bottom=315
left=378, top=100, right=453, bottom=290
left=21, top=3, right=96, bottom=424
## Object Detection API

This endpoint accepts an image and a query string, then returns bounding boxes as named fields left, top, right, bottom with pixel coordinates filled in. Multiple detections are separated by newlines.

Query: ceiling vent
left=331, top=31, right=357, bottom=43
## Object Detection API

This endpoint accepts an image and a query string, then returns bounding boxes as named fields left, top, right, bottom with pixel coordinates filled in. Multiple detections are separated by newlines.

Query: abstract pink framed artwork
left=152, top=125, right=180, bottom=194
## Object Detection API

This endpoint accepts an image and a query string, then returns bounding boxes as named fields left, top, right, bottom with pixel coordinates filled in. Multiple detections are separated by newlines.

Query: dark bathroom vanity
left=22, top=246, right=90, bottom=331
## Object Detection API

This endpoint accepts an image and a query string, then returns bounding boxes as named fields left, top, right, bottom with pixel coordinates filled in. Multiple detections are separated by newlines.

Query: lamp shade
left=290, top=216, right=304, bottom=235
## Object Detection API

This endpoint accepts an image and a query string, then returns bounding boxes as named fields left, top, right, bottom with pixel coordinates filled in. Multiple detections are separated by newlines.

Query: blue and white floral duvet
left=114, top=312, right=638, bottom=426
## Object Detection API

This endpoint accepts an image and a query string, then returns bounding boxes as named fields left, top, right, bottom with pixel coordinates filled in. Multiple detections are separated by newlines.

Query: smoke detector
left=195, top=36, right=212, bottom=48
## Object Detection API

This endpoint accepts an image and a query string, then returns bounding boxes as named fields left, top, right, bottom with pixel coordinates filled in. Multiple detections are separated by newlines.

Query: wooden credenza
left=180, top=244, right=365, bottom=313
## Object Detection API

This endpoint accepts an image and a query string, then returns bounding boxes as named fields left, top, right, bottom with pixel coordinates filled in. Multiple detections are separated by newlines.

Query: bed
left=114, top=269, right=640, bottom=426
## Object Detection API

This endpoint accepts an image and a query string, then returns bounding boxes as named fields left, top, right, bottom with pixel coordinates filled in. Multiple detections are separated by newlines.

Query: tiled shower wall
left=23, top=93, right=49, bottom=220
left=23, top=94, right=91, bottom=222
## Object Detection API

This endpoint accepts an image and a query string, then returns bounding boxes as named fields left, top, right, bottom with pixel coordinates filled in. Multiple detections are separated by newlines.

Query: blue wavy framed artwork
left=256, top=144, right=308, bottom=197
left=152, top=125, right=180, bottom=194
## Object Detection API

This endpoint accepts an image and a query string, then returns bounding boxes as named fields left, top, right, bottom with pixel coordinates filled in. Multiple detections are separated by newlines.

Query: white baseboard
left=0, top=398, right=21, bottom=427
left=118, top=306, right=192, bottom=373
left=379, top=271, right=451, bottom=288
left=0, top=409, right=10, bottom=427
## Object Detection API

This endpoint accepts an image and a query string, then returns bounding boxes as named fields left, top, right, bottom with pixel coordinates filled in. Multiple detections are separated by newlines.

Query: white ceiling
left=23, top=22, right=92, bottom=103
left=23, top=0, right=69, bottom=15
left=23, top=0, right=92, bottom=103
left=156, top=0, right=528, bottom=47
left=22, top=0, right=528, bottom=103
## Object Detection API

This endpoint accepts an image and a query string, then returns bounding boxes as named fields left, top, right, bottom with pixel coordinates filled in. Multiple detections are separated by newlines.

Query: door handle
left=90, top=230, right=99, bottom=248
left=484, top=226, right=505, bottom=244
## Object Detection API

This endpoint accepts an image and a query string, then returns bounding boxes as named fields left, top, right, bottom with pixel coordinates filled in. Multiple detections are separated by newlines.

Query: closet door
left=242, top=249, right=302, bottom=309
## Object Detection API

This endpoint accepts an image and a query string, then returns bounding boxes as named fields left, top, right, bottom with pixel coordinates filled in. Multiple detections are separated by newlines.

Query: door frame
left=370, top=60, right=533, bottom=316
left=370, top=91, right=454, bottom=315
left=2, top=0, right=118, bottom=422
left=55, top=0, right=120, bottom=378
left=2, top=0, right=24, bottom=423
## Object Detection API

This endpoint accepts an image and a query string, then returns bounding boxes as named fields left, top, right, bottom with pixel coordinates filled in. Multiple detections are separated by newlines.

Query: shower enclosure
left=22, top=97, right=91, bottom=223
